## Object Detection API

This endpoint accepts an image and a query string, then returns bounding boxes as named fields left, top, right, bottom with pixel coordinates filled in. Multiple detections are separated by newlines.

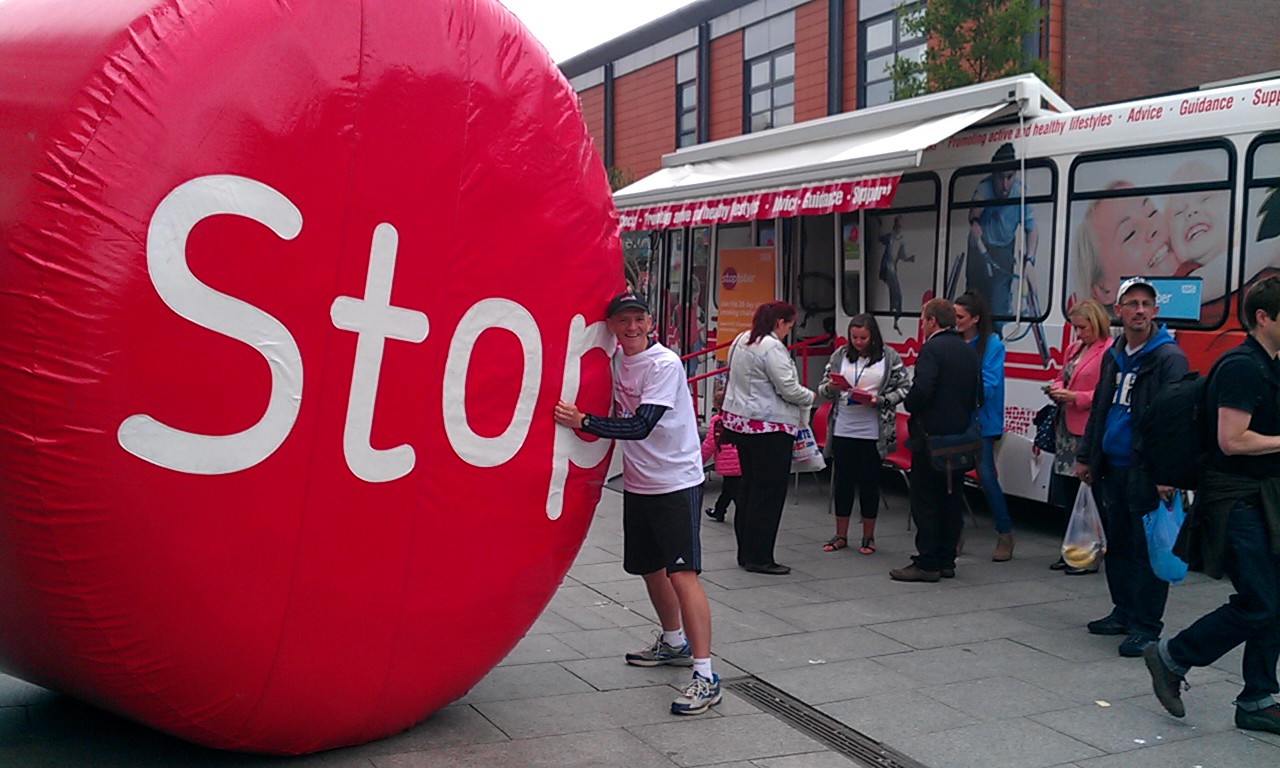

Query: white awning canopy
left=614, top=75, right=1071, bottom=225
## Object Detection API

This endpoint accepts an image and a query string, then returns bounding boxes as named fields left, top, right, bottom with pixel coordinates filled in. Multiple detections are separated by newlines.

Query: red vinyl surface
left=0, top=0, right=619, bottom=753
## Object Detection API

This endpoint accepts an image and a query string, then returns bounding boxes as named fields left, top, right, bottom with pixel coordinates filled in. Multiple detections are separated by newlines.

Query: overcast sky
left=498, top=0, right=698, bottom=62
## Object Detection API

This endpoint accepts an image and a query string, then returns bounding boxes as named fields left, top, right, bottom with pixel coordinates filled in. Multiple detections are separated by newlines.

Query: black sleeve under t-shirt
left=1207, top=351, right=1280, bottom=480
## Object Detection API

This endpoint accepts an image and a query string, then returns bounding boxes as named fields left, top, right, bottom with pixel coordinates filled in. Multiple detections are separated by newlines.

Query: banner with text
left=618, top=175, right=902, bottom=232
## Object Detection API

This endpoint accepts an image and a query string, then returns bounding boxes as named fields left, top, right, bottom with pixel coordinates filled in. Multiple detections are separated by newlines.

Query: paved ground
left=3, top=470, right=1279, bottom=767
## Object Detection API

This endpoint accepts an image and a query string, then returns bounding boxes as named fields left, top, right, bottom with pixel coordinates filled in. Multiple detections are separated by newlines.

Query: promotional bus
left=613, top=73, right=1280, bottom=503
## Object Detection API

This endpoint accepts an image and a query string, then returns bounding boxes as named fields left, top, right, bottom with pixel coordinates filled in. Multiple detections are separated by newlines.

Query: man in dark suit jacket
left=892, top=298, right=981, bottom=582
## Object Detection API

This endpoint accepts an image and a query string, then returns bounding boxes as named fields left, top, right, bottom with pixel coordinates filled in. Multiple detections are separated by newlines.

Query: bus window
left=1243, top=134, right=1280, bottom=324
left=861, top=173, right=939, bottom=333
left=622, top=230, right=658, bottom=307
left=686, top=227, right=712, bottom=379
left=947, top=159, right=1056, bottom=322
left=663, top=228, right=687, bottom=354
left=1067, top=142, right=1234, bottom=328
left=797, top=214, right=836, bottom=340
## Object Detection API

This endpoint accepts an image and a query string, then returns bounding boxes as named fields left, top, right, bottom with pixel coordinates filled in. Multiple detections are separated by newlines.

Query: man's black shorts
left=622, top=484, right=704, bottom=576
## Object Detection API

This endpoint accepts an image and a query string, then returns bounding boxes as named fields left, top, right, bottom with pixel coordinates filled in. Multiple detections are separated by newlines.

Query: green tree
left=606, top=166, right=636, bottom=192
left=889, top=0, right=1050, bottom=101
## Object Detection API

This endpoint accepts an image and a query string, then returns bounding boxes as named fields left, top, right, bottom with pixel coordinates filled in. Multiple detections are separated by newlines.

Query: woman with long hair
left=721, top=301, right=816, bottom=575
left=817, top=314, right=912, bottom=554
left=954, top=291, right=1013, bottom=561
left=1046, top=298, right=1113, bottom=573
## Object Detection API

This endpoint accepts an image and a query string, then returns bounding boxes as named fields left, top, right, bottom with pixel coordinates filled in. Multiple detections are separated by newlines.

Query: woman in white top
left=722, top=301, right=816, bottom=575
left=818, top=314, right=912, bottom=554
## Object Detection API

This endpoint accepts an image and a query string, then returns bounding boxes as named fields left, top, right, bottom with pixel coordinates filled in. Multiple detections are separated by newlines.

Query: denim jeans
left=1163, top=500, right=1280, bottom=708
left=978, top=437, right=1011, bottom=533
left=1096, top=466, right=1169, bottom=638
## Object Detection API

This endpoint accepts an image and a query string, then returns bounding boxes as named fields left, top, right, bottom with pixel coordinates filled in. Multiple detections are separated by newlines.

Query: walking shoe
left=1064, top=564, right=1099, bottom=575
left=992, top=532, right=1014, bottom=562
left=1119, top=633, right=1156, bottom=658
left=889, top=564, right=941, bottom=582
left=1086, top=613, right=1128, bottom=636
left=704, top=507, right=725, bottom=522
left=1142, top=644, right=1185, bottom=717
left=671, top=672, right=722, bottom=715
left=1050, top=557, right=1068, bottom=570
left=940, top=568, right=956, bottom=579
left=743, top=562, right=791, bottom=575
left=1235, top=703, right=1280, bottom=735
left=625, top=631, right=693, bottom=667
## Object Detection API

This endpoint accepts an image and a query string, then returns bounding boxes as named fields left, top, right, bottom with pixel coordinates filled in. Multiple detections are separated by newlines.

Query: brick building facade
left=561, top=0, right=1280, bottom=182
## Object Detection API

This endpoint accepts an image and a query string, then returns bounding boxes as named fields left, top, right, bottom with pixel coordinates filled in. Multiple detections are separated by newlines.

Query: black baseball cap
left=606, top=292, right=649, bottom=317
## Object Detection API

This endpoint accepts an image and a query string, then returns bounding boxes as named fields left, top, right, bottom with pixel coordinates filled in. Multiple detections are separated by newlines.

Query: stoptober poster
left=716, top=247, right=777, bottom=361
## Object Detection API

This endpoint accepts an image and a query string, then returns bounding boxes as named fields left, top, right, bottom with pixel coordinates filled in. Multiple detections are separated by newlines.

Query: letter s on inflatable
left=0, top=0, right=619, bottom=754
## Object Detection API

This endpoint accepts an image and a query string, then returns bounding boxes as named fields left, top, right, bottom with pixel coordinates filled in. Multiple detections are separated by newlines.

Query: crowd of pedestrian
left=552, top=280, right=1280, bottom=735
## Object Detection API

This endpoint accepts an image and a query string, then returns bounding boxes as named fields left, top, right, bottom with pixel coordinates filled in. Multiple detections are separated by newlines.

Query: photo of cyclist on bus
left=966, top=142, right=1040, bottom=318
left=877, top=215, right=915, bottom=332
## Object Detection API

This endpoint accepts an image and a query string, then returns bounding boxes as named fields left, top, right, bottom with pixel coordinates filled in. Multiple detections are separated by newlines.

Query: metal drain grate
left=724, top=677, right=931, bottom=768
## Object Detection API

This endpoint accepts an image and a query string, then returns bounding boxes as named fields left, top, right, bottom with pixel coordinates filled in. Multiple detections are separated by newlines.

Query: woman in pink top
left=1045, top=298, right=1113, bottom=572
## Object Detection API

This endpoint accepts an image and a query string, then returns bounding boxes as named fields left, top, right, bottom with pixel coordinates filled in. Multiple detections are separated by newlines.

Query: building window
left=676, top=50, right=697, bottom=148
left=743, top=13, right=795, bottom=133
left=859, top=3, right=925, bottom=109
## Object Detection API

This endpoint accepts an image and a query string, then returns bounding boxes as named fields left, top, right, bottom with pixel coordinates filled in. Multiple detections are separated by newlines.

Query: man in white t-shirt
left=553, top=292, right=718, bottom=716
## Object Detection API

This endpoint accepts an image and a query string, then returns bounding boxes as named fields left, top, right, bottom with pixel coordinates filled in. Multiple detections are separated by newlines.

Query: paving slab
left=895, top=718, right=1105, bottom=768
left=864, top=608, right=1048, bottom=649
left=717, top=627, right=911, bottom=672
left=818, top=690, right=979, bottom=740
left=474, top=686, right=696, bottom=739
left=455, top=662, right=595, bottom=705
left=869, top=637, right=1076, bottom=686
left=1070, top=729, right=1280, bottom=767
left=1028, top=698, right=1203, bottom=753
left=370, top=728, right=676, bottom=768
left=925, top=675, right=1076, bottom=720
left=493, top=631, right=585, bottom=667
left=760, top=658, right=923, bottom=705
left=629, top=711, right=829, bottom=767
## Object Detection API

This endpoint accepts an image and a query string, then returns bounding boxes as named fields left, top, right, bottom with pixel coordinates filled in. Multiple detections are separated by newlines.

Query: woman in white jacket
left=722, top=301, right=816, bottom=575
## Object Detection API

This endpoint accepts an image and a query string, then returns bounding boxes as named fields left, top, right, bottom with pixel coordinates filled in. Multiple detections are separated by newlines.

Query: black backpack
left=1136, top=347, right=1252, bottom=490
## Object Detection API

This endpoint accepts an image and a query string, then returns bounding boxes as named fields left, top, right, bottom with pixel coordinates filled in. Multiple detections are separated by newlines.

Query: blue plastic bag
left=1144, top=494, right=1188, bottom=585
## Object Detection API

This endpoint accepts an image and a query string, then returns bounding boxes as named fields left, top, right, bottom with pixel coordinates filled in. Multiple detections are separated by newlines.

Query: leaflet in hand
left=828, top=371, right=851, bottom=389
left=847, top=388, right=874, bottom=404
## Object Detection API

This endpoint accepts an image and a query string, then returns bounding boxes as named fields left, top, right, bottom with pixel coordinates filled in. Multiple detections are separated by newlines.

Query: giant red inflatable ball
left=0, top=0, right=619, bottom=754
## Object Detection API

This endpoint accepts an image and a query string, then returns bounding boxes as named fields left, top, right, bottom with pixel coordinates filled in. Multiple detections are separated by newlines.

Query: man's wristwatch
left=580, top=414, right=591, bottom=431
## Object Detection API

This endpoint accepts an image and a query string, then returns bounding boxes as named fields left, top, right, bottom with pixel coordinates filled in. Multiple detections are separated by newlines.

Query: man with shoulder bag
left=1074, top=278, right=1189, bottom=658
left=1142, top=276, right=1280, bottom=734
left=891, top=298, right=981, bottom=583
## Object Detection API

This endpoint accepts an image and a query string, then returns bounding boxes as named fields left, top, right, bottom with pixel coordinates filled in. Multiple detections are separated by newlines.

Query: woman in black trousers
left=720, top=302, right=816, bottom=575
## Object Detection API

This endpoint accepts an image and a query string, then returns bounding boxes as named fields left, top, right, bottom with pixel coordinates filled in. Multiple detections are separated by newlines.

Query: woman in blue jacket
left=955, top=291, right=1013, bottom=561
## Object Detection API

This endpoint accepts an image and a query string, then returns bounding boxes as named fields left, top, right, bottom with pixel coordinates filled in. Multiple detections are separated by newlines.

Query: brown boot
left=993, top=532, right=1014, bottom=562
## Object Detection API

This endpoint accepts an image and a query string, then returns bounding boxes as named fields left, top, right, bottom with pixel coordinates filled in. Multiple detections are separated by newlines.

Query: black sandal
left=859, top=537, right=876, bottom=555
left=822, top=535, right=848, bottom=552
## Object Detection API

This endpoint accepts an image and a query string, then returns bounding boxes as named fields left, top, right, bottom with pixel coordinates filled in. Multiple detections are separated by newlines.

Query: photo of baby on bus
left=1068, top=147, right=1280, bottom=324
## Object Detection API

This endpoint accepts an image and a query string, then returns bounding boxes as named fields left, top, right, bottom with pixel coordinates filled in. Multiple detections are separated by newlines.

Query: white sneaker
left=625, top=631, right=693, bottom=667
left=671, top=672, right=721, bottom=715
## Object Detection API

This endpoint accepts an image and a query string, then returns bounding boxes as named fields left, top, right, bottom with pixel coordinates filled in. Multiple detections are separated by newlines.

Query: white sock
left=663, top=628, right=687, bottom=648
left=693, top=657, right=714, bottom=680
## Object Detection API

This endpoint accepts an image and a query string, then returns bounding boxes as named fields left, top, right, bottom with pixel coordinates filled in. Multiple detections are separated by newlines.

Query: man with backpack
left=1142, top=276, right=1280, bottom=735
left=1074, top=277, right=1188, bottom=657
